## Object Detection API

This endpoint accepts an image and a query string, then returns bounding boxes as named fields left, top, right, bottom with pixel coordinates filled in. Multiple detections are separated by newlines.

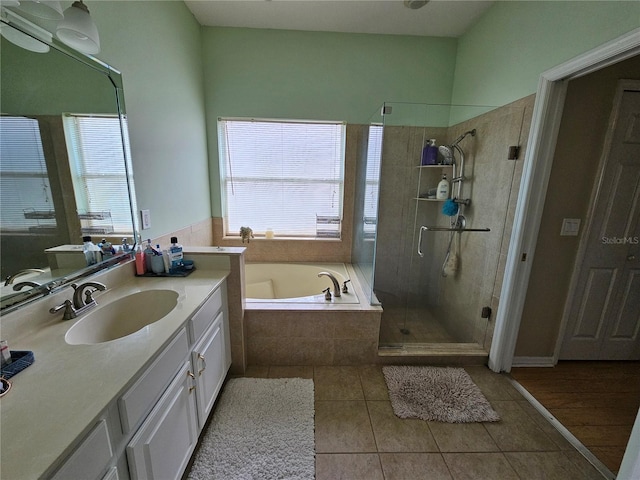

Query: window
left=363, top=125, right=383, bottom=239
left=0, top=116, right=56, bottom=232
left=218, top=118, right=345, bottom=238
left=63, top=114, right=136, bottom=234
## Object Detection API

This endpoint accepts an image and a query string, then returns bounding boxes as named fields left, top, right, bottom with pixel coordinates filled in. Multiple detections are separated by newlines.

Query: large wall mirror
left=0, top=15, right=138, bottom=312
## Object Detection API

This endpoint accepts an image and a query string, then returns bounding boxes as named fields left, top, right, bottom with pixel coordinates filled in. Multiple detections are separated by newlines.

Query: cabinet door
left=51, top=419, right=112, bottom=480
left=126, top=361, right=198, bottom=480
left=192, top=311, right=226, bottom=429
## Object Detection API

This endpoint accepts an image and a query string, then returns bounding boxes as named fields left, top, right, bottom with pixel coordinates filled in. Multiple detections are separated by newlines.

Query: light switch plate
left=560, top=218, right=581, bottom=236
left=141, top=209, right=151, bottom=230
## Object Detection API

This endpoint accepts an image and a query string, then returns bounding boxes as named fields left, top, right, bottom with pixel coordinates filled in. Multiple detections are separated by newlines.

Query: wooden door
left=561, top=81, right=640, bottom=360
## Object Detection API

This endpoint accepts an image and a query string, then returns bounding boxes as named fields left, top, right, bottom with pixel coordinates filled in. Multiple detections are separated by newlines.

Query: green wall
left=202, top=27, right=458, bottom=215
left=452, top=1, right=640, bottom=106
left=89, top=0, right=211, bottom=240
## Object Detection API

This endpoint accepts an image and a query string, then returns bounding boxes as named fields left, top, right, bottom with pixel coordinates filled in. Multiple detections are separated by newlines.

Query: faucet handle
left=49, top=299, right=76, bottom=320
left=342, top=279, right=351, bottom=293
left=323, top=287, right=332, bottom=301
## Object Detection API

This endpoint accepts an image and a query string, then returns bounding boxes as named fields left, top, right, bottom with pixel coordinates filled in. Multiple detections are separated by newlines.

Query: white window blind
left=218, top=118, right=345, bottom=238
left=364, top=125, right=383, bottom=238
left=0, top=116, right=56, bottom=232
left=63, top=114, right=135, bottom=234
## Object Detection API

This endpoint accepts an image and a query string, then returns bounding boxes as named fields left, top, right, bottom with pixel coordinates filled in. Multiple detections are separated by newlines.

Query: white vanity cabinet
left=124, top=282, right=230, bottom=480
left=126, top=360, right=199, bottom=480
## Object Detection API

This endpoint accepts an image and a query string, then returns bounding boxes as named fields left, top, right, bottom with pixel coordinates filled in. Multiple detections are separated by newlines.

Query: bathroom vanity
left=0, top=258, right=232, bottom=480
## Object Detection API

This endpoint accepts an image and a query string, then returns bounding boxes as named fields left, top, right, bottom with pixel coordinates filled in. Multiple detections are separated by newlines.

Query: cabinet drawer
left=189, top=287, right=222, bottom=344
left=51, top=419, right=112, bottom=480
left=119, top=328, right=189, bottom=433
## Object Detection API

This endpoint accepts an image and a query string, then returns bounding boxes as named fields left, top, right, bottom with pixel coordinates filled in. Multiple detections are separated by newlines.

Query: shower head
left=438, top=145, right=455, bottom=165
left=451, top=129, right=476, bottom=147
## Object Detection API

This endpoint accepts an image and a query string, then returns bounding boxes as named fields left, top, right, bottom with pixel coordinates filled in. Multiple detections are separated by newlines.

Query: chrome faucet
left=318, top=272, right=341, bottom=298
left=49, top=281, right=106, bottom=320
left=4, top=268, right=45, bottom=286
left=12, top=281, right=41, bottom=291
left=72, top=281, right=107, bottom=309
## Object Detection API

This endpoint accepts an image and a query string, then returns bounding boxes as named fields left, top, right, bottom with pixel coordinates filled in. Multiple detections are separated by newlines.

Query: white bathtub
left=245, top=263, right=359, bottom=304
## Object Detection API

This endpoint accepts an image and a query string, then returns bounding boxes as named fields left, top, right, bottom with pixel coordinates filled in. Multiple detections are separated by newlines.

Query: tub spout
left=318, top=272, right=341, bottom=298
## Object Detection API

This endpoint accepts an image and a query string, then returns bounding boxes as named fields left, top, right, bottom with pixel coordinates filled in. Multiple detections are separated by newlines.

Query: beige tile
left=267, top=365, right=314, bottom=379
left=314, top=366, right=364, bottom=400
left=428, top=422, right=499, bottom=453
left=315, top=401, right=377, bottom=453
left=504, top=451, right=602, bottom=480
left=241, top=365, right=269, bottom=378
left=379, top=453, right=452, bottom=480
left=464, top=367, right=522, bottom=401
left=564, top=449, right=613, bottom=479
left=359, top=365, right=389, bottom=400
left=316, top=453, right=383, bottom=480
left=516, top=400, right=575, bottom=451
left=442, top=453, right=519, bottom=480
left=484, top=401, right=559, bottom=452
left=367, top=401, right=438, bottom=452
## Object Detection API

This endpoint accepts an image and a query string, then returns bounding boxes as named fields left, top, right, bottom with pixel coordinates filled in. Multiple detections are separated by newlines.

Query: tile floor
left=242, top=364, right=606, bottom=480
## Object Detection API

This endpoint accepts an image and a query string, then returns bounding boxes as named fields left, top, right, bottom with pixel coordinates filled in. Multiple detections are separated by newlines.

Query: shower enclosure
left=352, top=101, right=528, bottom=353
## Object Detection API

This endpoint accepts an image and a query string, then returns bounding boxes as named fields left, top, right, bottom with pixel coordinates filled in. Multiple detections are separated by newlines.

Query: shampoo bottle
left=421, top=139, right=438, bottom=165
left=436, top=174, right=450, bottom=200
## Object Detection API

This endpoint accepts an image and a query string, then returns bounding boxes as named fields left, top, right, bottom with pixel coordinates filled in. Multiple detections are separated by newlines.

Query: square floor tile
left=268, top=365, right=314, bottom=379
left=359, top=365, right=389, bottom=400
left=367, top=400, right=438, bottom=452
left=379, top=453, right=452, bottom=480
left=504, top=451, right=603, bottom=480
left=315, top=400, right=377, bottom=453
left=315, top=366, right=364, bottom=400
left=316, top=453, right=384, bottom=480
left=442, top=452, right=520, bottom=480
left=429, top=422, right=499, bottom=453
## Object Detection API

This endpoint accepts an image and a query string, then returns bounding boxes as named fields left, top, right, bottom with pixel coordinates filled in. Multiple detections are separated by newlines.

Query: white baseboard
left=511, top=356, right=555, bottom=367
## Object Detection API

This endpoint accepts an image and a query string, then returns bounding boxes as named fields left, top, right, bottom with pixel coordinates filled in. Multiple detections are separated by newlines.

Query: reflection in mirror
left=0, top=17, right=137, bottom=312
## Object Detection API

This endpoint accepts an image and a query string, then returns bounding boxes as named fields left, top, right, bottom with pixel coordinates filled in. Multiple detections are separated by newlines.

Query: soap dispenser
left=436, top=174, right=450, bottom=200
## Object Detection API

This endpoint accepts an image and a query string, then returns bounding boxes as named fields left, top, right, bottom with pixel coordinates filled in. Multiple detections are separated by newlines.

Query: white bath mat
left=383, top=366, right=500, bottom=423
left=187, top=377, right=315, bottom=480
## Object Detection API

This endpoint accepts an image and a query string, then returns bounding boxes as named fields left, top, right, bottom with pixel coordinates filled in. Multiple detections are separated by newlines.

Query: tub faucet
left=318, top=272, right=341, bottom=298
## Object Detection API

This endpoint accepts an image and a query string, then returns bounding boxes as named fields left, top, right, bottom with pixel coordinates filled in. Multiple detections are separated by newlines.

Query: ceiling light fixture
left=15, top=0, right=63, bottom=20
left=56, top=0, right=99, bottom=54
left=0, top=7, right=52, bottom=53
left=403, top=0, right=429, bottom=9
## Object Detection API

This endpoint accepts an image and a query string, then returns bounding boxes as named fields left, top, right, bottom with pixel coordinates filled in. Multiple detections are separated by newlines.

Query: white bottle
left=436, top=174, right=450, bottom=200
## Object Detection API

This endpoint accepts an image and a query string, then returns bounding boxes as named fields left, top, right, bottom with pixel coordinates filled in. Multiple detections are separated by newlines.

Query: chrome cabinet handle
left=187, top=370, right=196, bottom=393
left=197, top=353, right=206, bottom=376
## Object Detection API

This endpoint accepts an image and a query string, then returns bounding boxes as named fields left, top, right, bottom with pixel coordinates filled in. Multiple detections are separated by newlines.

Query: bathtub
left=245, top=263, right=359, bottom=304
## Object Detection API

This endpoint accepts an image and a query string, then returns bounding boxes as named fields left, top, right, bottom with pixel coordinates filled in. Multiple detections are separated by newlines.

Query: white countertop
left=0, top=264, right=229, bottom=479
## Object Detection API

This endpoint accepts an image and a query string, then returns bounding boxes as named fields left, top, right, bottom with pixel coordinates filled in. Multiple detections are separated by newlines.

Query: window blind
left=218, top=118, right=345, bottom=238
left=63, top=114, right=135, bottom=234
left=364, top=125, right=383, bottom=238
left=0, top=116, right=56, bottom=232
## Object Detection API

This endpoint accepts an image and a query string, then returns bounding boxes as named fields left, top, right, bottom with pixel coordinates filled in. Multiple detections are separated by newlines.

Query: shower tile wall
left=375, top=96, right=536, bottom=348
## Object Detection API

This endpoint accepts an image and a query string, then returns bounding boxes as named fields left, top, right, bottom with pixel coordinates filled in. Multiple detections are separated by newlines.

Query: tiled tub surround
left=245, top=263, right=383, bottom=365
left=0, top=254, right=235, bottom=479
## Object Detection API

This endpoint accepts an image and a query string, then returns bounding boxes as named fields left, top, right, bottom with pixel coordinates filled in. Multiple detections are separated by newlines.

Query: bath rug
left=382, top=366, right=500, bottom=423
left=187, top=377, right=315, bottom=480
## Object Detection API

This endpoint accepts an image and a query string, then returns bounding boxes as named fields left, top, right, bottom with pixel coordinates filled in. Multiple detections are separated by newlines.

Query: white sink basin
left=65, top=290, right=179, bottom=345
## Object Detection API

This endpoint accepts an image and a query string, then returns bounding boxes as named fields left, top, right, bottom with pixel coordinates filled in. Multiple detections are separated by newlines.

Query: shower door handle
left=417, top=226, right=428, bottom=257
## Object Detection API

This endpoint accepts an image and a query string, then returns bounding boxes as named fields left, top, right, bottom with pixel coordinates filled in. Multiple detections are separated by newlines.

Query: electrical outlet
left=141, top=209, right=151, bottom=230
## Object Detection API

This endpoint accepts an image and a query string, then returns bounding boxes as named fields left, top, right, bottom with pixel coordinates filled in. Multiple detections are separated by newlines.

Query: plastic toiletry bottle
left=151, top=246, right=165, bottom=274
left=82, top=235, right=99, bottom=266
left=169, top=236, right=183, bottom=272
left=436, top=174, right=450, bottom=200
left=99, top=238, right=115, bottom=259
left=121, top=237, right=132, bottom=253
left=421, top=139, right=438, bottom=165
left=135, top=245, right=146, bottom=275
left=144, top=239, right=154, bottom=272
left=162, top=248, right=171, bottom=273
